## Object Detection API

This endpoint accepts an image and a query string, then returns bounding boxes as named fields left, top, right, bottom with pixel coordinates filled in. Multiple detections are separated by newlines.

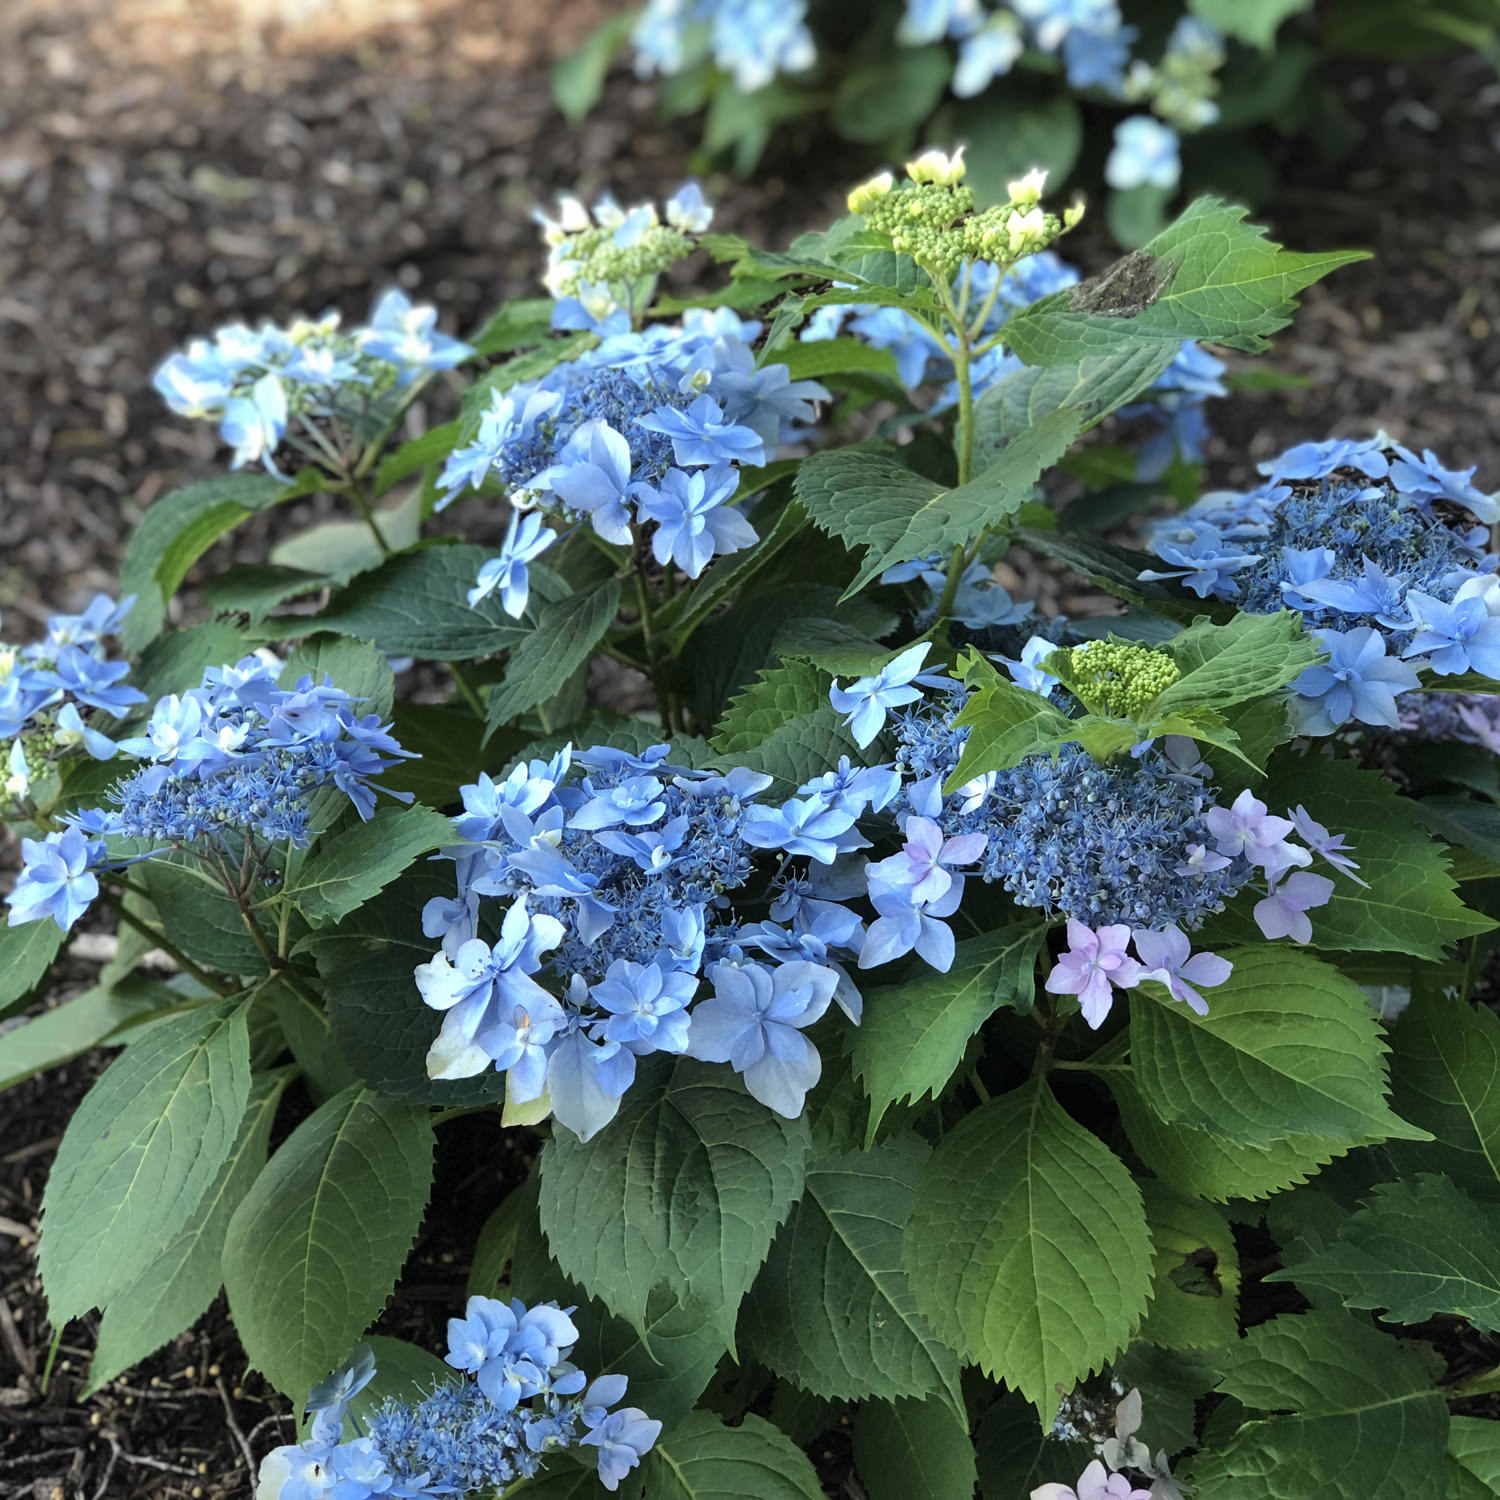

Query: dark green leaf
left=485, top=578, right=621, bottom=733
left=743, top=1135, right=963, bottom=1411
left=903, top=1082, right=1153, bottom=1424
left=1275, top=1173, right=1500, bottom=1330
left=640, top=1410, right=824, bottom=1500
left=853, top=1395, right=977, bottom=1500
left=295, top=545, right=531, bottom=661
left=223, top=1083, right=433, bottom=1399
left=851, top=922, right=1047, bottom=1141
left=538, top=1057, right=809, bottom=1341
left=1002, top=198, right=1368, bottom=363
left=85, top=1067, right=294, bottom=1393
left=1189, top=1310, right=1448, bottom=1500
left=284, top=804, right=455, bottom=926
left=304, top=867, right=507, bottom=1108
left=1129, top=946, right=1427, bottom=1147
left=40, top=998, right=251, bottom=1322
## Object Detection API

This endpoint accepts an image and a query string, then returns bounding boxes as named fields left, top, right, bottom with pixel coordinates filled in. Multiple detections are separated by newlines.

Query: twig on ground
left=218, top=1373, right=257, bottom=1484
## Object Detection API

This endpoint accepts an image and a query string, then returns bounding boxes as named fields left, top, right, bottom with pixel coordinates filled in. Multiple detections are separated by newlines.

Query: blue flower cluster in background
left=1141, top=436, right=1500, bottom=732
left=632, top=0, right=816, bottom=92
left=6, top=654, right=413, bottom=934
left=626, top=2, right=1223, bottom=194
left=257, top=1297, right=660, bottom=1498
left=153, top=289, right=472, bottom=476
left=802, top=250, right=1226, bottom=480
left=0, top=595, right=144, bottom=801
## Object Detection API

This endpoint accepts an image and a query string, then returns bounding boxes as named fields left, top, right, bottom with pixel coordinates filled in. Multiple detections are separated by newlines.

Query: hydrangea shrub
left=5, top=154, right=1500, bottom=1498
left=560, top=0, right=1500, bottom=243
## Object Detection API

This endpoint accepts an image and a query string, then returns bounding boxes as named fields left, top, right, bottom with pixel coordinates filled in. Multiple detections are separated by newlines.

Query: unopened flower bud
left=1007, top=167, right=1047, bottom=206
left=905, top=146, right=966, bottom=187
left=847, top=171, right=895, bottom=214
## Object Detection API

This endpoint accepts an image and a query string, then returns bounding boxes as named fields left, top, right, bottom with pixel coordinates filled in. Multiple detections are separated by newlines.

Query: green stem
left=1051, top=1060, right=1133, bottom=1073
left=1449, top=1364, right=1500, bottom=1399
left=346, top=477, right=393, bottom=558
left=634, top=570, right=680, bottom=735
left=450, top=661, right=487, bottom=719
left=100, top=887, right=235, bottom=997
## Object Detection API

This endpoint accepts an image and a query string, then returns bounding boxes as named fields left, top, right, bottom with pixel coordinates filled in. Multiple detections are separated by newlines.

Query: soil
left=2, top=2, right=1499, bottom=1494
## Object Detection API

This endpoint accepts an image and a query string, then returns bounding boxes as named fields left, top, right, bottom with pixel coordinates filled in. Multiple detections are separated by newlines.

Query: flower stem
left=99, top=886, right=235, bottom=997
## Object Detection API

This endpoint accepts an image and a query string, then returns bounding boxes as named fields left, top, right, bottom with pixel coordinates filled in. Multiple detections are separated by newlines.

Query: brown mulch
left=4, top=1, right=1500, bottom=1493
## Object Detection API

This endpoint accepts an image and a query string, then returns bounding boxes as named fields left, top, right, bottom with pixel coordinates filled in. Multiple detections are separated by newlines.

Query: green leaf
left=1387, top=987, right=1500, bottom=1198
left=830, top=45, right=952, bottom=143
left=268, top=493, right=423, bottom=584
left=713, top=658, right=830, bottom=755
left=1189, top=1310, right=1449, bottom=1500
left=1110, top=1071, right=1361, bottom=1203
left=1155, top=609, right=1321, bottom=714
left=372, top=419, right=462, bottom=496
left=1001, top=198, right=1367, bottom=363
left=640, top=1410, right=824, bottom=1500
left=794, top=409, right=1083, bottom=597
left=39, top=998, right=251, bottom=1323
left=345, top=1335, right=458, bottom=1428
left=485, top=577, right=622, bottom=733
left=555, top=10, right=636, bottom=120
left=537, top=1057, right=809, bottom=1341
left=280, top=632, right=395, bottom=718
left=743, top=1135, right=963, bottom=1411
left=733, top=704, right=868, bottom=791
left=222, top=1083, right=433, bottom=1400
left=851, top=922, right=1046, bottom=1142
left=1274, top=1173, right=1500, bottom=1329
left=1137, top=1181, right=1241, bottom=1350
left=1241, top=756, right=1493, bottom=959
left=903, top=1082, right=1153, bottom=1424
left=379, top=702, right=497, bottom=807
left=295, top=545, right=531, bottom=661
left=1189, top=0, right=1314, bottom=49
left=119, top=472, right=314, bottom=650
left=975, top=1391, right=1091, bottom=1500
left=85, top=1067, right=294, bottom=1393
left=142, top=855, right=268, bottom=978
left=956, top=94, right=1084, bottom=207
left=478, top=1177, right=729, bottom=1432
left=206, top=563, right=329, bottom=622
left=1449, top=1416, right=1500, bottom=1495
left=284, top=804, right=454, bottom=926
left=466, top=298, right=556, bottom=359
left=0, top=919, right=66, bottom=1015
left=973, top=341, right=1179, bottom=459
left=853, top=1395, right=977, bottom=1500
left=0, top=975, right=180, bottom=1089
left=273, top=984, right=359, bottom=1104
left=772, top=338, right=900, bottom=385
left=945, top=673, right=1077, bottom=786
left=1129, top=946, right=1426, bottom=1147
left=304, top=867, right=506, bottom=1108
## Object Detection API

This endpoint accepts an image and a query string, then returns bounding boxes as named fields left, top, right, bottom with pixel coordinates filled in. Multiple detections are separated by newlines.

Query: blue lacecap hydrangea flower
left=257, top=1296, right=661, bottom=1498
left=440, top=305, right=827, bottom=616
left=6, top=653, right=414, bottom=934
left=0, top=593, right=143, bottom=765
left=154, top=289, right=472, bottom=475
left=1141, top=434, right=1500, bottom=732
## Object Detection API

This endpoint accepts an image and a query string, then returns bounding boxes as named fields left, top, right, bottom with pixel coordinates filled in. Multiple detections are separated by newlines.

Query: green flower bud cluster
left=848, top=151, right=1081, bottom=281
left=1061, top=640, right=1180, bottom=719
left=548, top=222, right=693, bottom=302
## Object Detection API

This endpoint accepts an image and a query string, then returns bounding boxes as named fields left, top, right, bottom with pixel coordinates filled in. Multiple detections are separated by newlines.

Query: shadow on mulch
left=3, top=2, right=1500, bottom=1493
